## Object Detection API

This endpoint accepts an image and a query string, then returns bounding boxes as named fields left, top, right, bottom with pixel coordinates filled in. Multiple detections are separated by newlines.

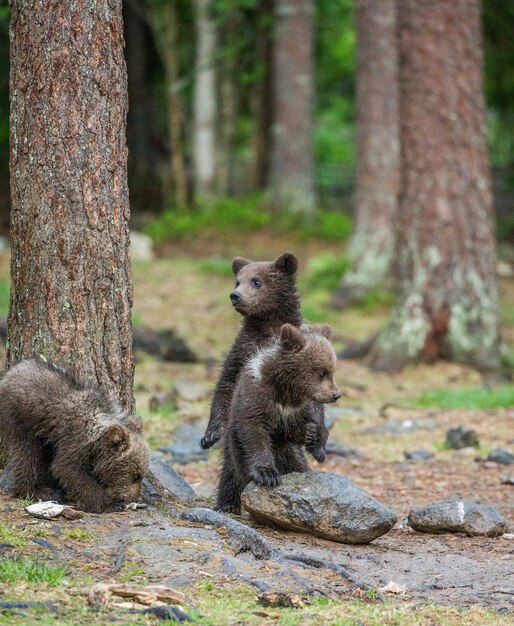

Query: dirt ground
left=0, top=237, right=513, bottom=624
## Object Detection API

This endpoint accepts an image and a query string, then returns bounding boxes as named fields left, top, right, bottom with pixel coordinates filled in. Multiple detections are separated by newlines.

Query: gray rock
left=241, top=471, right=397, bottom=544
left=173, top=378, right=210, bottom=402
left=404, top=449, right=434, bottom=461
left=159, top=419, right=209, bottom=464
left=445, top=426, right=479, bottom=449
left=324, top=406, right=365, bottom=430
left=325, top=441, right=362, bottom=458
left=148, top=456, right=196, bottom=501
left=149, top=390, right=178, bottom=412
left=408, top=499, right=507, bottom=537
left=365, top=418, right=437, bottom=435
left=130, top=231, right=154, bottom=261
left=487, top=448, right=514, bottom=465
left=501, top=472, right=514, bottom=485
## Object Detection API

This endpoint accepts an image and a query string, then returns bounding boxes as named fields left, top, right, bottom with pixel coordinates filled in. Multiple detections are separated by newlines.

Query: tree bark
left=8, top=0, right=134, bottom=411
left=371, top=0, right=500, bottom=372
left=193, top=0, right=217, bottom=201
left=269, top=0, right=315, bottom=215
left=332, top=0, right=399, bottom=308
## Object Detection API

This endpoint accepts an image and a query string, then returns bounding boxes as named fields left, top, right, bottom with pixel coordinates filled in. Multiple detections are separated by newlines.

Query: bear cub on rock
left=217, top=324, right=340, bottom=514
left=0, top=358, right=149, bottom=513
left=201, top=252, right=328, bottom=462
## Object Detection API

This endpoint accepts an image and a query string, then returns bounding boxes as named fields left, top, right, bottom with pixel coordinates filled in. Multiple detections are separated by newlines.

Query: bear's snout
left=230, top=290, right=241, bottom=305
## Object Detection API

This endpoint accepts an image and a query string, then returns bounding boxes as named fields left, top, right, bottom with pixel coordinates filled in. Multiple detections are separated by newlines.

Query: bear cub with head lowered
left=0, top=358, right=149, bottom=513
left=217, top=324, right=340, bottom=514
left=201, top=252, right=328, bottom=463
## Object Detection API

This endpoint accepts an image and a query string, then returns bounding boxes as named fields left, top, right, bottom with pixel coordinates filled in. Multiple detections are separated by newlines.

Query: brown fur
left=0, top=358, right=149, bottom=513
left=201, top=252, right=328, bottom=458
left=216, top=324, right=340, bottom=514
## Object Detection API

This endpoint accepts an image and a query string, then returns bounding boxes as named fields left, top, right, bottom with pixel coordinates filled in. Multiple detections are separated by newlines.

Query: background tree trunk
left=143, top=0, right=188, bottom=209
left=332, top=0, right=399, bottom=308
left=193, top=0, right=217, bottom=202
left=8, top=0, right=134, bottom=411
left=371, top=0, right=499, bottom=372
left=269, top=0, right=315, bottom=215
left=252, top=0, right=274, bottom=190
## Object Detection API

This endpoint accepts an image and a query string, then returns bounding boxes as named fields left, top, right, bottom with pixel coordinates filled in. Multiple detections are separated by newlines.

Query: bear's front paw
left=250, top=466, right=281, bottom=487
left=200, top=429, right=220, bottom=450
left=76, top=491, right=111, bottom=513
left=307, top=446, right=326, bottom=463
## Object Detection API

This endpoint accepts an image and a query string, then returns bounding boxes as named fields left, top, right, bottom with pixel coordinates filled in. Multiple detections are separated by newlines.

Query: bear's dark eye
left=235, top=280, right=240, bottom=287
left=133, top=473, right=142, bottom=483
left=251, top=278, right=262, bottom=288
left=319, top=370, right=328, bottom=379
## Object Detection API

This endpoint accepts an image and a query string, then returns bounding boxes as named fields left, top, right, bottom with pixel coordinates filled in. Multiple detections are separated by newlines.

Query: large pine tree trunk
left=371, top=0, right=499, bottom=372
left=269, top=0, right=315, bottom=215
left=193, top=0, right=217, bottom=201
left=333, top=0, right=399, bottom=308
left=8, top=0, right=135, bottom=411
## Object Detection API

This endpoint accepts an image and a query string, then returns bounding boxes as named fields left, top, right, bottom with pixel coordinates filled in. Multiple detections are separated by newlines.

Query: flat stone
left=241, top=471, right=397, bottom=544
left=148, top=456, right=196, bottom=501
left=159, top=419, right=209, bottom=464
left=173, top=379, right=210, bottom=402
left=364, top=418, right=437, bottom=435
left=408, top=499, right=507, bottom=537
left=487, top=448, right=514, bottom=465
left=404, top=449, right=434, bottom=461
left=130, top=230, right=155, bottom=261
left=325, top=441, right=362, bottom=458
left=445, top=426, right=479, bottom=449
left=501, top=472, right=514, bottom=485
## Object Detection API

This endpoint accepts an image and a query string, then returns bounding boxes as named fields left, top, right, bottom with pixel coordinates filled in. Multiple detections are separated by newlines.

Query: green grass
left=0, top=556, right=66, bottom=586
left=144, top=195, right=353, bottom=244
left=0, top=279, right=9, bottom=316
left=189, top=583, right=513, bottom=626
left=61, top=528, right=97, bottom=543
left=0, top=523, right=29, bottom=547
left=418, top=385, right=514, bottom=409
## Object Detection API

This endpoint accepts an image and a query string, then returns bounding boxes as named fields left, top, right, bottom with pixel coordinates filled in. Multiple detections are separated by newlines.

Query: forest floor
left=0, top=233, right=513, bottom=625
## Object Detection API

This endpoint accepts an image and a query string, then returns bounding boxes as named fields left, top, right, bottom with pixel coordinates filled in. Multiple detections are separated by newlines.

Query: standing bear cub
left=0, top=358, right=149, bottom=513
left=201, top=252, right=328, bottom=462
left=217, top=324, right=340, bottom=514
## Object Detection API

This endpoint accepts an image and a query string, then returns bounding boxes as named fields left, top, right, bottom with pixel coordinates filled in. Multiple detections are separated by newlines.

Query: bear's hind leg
left=216, top=458, right=246, bottom=515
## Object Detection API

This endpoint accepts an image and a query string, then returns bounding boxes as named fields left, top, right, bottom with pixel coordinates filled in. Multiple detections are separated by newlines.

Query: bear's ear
left=232, top=256, right=251, bottom=275
left=312, top=324, right=332, bottom=340
left=280, top=324, right=305, bottom=352
left=273, top=252, right=298, bottom=276
left=105, top=424, right=129, bottom=449
left=125, top=415, right=143, bottom=433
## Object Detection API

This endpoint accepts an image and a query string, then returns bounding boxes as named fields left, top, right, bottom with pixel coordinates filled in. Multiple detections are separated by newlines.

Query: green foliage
left=145, top=196, right=353, bottom=243
left=197, top=257, right=234, bottom=276
left=356, top=288, right=396, bottom=314
left=418, top=386, right=514, bottom=409
left=301, top=252, right=350, bottom=291
left=0, top=556, right=66, bottom=586
left=0, top=279, right=9, bottom=316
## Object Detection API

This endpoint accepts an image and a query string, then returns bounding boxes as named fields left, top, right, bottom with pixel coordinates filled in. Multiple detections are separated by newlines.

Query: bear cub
left=0, top=358, right=149, bottom=513
left=216, top=323, right=340, bottom=514
left=201, top=252, right=327, bottom=461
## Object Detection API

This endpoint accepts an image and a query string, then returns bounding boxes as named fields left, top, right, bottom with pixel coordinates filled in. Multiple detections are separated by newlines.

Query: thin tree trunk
left=193, top=0, right=217, bottom=201
left=269, top=0, right=315, bottom=215
left=142, top=0, right=188, bottom=208
left=332, top=0, right=399, bottom=308
left=370, top=0, right=499, bottom=372
left=252, top=0, right=274, bottom=190
left=8, top=0, right=134, bottom=411
left=216, top=13, right=239, bottom=196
